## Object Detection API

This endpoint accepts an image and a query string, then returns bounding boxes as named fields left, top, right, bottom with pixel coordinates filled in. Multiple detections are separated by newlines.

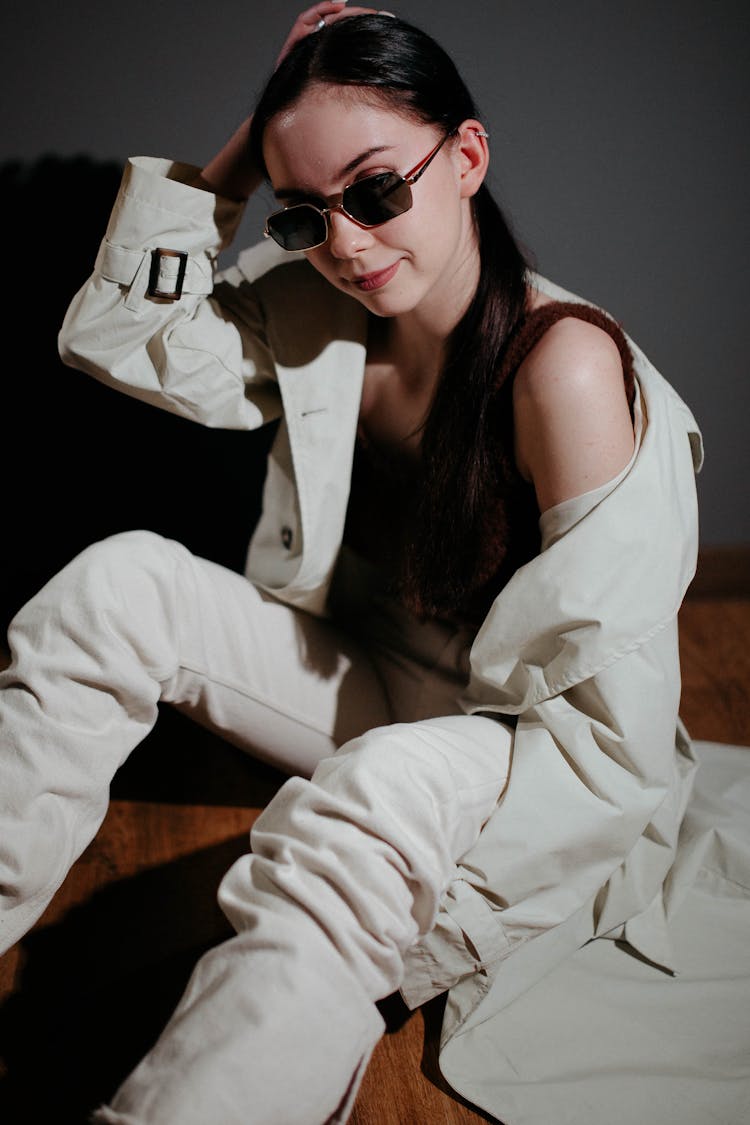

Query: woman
left=1, top=5, right=708, bottom=1123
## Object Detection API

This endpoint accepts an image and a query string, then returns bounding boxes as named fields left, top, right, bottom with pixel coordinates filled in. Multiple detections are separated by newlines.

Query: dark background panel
left=1, top=0, right=748, bottom=629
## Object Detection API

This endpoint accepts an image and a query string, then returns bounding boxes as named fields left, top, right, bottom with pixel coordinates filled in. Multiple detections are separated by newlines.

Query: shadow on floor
left=0, top=837, right=246, bottom=1124
left=0, top=831, right=434, bottom=1125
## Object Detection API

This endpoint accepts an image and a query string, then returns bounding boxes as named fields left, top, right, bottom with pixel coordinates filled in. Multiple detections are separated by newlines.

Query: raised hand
left=199, top=3, right=388, bottom=201
left=275, top=3, right=386, bottom=69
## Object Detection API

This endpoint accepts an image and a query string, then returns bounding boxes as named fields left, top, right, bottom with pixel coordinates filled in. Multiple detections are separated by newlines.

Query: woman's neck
left=372, top=317, right=445, bottom=393
left=360, top=228, right=512, bottom=455
left=375, top=231, right=482, bottom=391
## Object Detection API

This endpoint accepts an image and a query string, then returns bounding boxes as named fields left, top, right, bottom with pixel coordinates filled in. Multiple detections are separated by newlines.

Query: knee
left=248, top=726, right=429, bottom=851
left=9, top=530, right=185, bottom=658
left=65, top=529, right=176, bottom=595
left=257, top=723, right=457, bottom=861
left=231, top=725, right=461, bottom=941
left=307, top=717, right=510, bottom=863
left=312, top=722, right=456, bottom=813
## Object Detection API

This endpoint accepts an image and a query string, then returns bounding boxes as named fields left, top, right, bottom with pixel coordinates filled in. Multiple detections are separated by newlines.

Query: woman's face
left=262, top=84, right=483, bottom=322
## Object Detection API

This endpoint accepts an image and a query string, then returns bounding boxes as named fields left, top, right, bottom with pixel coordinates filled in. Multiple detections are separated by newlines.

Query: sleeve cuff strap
left=95, top=240, right=214, bottom=299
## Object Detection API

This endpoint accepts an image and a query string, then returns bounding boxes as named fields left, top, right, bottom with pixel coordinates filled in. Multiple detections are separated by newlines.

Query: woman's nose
left=326, top=208, right=375, bottom=259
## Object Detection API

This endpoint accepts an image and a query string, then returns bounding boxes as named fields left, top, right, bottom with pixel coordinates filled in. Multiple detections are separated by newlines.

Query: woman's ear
left=455, top=119, right=489, bottom=199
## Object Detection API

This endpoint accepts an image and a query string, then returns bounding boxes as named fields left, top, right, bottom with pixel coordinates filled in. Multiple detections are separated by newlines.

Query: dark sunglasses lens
left=344, top=173, right=413, bottom=226
left=267, top=204, right=327, bottom=251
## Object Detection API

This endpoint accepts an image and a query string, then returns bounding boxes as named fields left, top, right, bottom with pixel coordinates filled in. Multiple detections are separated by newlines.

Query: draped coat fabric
left=58, top=156, right=750, bottom=1125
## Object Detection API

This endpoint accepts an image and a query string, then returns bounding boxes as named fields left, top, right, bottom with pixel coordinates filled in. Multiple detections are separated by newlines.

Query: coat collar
left=239, top=249, right=369, bottom=610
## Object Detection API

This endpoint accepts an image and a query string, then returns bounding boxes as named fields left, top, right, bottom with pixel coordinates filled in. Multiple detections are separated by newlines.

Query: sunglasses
left=263, top=130, right=456, bottom=252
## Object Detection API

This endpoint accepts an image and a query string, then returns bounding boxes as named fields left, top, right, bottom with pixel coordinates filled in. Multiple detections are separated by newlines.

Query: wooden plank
left=686, top=544, right=750, bottom=598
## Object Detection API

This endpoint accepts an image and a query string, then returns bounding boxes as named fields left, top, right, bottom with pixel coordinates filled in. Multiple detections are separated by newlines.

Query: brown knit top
left=343, top=299, right=636, bottom=623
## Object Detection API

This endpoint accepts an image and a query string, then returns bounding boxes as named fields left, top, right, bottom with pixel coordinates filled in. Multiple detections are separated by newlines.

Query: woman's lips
left=351, top=260, right=401, bottom=292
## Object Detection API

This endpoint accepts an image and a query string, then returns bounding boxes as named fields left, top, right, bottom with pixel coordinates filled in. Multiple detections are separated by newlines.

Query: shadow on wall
left=1, top=154, right=274, bottom=635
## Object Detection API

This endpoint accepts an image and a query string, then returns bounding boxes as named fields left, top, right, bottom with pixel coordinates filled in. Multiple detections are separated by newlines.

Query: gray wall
left=3, top=0, right=748, bottom=545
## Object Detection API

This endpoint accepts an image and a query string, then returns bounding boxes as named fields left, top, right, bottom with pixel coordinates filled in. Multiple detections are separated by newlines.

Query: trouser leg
left=95, top=714, right=512, bottom=1124
left=1, top=530, right=174, bottom=953
left=0, top=530, right=390, bottom=956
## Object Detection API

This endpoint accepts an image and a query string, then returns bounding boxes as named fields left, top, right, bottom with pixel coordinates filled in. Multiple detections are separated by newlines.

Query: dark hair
left=250, top=15, right=531, bottom=618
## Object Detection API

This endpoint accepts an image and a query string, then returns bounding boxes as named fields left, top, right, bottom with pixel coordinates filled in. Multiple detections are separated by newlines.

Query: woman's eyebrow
left=273, top=145, right=396, bottom=200
left=337, top=144, right=396, bottom=180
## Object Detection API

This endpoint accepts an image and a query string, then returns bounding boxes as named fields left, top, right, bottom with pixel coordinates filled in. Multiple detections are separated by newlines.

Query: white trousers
left=0, top=530, right=512, bottom=1124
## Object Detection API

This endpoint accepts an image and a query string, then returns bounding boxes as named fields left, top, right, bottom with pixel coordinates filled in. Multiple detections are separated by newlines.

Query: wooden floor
left=0, top=547, right=748, bottom=1124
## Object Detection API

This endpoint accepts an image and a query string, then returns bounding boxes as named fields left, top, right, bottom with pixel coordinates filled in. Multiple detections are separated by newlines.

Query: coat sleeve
left=58, top=156, right=283, bottom=430
left=401, top=372, right=703, bottom=1006
left=463, top=622, right=685, bottom=941
left=460, top=382, right=700, bottom=934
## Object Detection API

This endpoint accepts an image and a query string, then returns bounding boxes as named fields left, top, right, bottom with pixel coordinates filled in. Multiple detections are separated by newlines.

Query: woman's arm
left=512, top=316, right=636, bottom=512
left=57, top=4, right=380, bottom=427
left=454, top=340, right=701, bottom=975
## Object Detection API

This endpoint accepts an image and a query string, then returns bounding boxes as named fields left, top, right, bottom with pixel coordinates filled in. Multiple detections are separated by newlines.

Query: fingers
left=275, top=3, right=391, bottom=69
left=325, top=6, right=389, bottom=22
left=275, top=3, right=345, bottom=67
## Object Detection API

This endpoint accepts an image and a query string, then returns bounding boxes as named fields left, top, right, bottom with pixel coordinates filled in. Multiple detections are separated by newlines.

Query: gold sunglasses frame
left=263, top=130, right=457, bottom=251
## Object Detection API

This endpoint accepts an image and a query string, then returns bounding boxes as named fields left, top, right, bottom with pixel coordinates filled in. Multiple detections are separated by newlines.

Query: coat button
left=281, top=526, right=293, bottom=549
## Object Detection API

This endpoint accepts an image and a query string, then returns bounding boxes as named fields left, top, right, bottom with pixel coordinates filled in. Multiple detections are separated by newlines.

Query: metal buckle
left=147, top=248, right=188, bottom=300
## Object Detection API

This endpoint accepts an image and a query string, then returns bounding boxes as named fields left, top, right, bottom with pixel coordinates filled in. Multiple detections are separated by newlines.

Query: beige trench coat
left=60, top=157, right=750, bottom=1125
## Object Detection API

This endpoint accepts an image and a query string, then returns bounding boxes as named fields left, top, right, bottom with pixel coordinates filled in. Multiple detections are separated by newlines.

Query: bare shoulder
left=512, top=315, right=635, bottom=513
left=513, top=315, right=625, bottom=403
